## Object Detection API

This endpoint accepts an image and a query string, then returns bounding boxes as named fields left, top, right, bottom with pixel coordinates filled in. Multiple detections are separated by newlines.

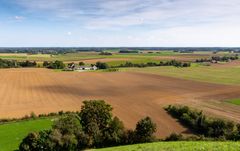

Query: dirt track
left=0, top=68, right=239, bottom=138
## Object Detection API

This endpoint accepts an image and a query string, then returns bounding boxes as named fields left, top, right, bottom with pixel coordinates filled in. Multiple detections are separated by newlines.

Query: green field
left=0, top=51, right=180, bottom=62
left=0, top=118, right=54, bottom=151
left=228, top=98, right=240, bottom=105
left=92, top=141, right=240, bottom=151
left=121, top=64, right=240, bottom=85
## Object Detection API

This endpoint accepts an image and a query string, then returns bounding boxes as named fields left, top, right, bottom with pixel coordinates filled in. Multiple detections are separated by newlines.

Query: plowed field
left=0, top=68, right=239, bottom=138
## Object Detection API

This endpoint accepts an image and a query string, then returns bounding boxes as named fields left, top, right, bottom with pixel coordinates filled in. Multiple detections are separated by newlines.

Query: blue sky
left=0, top=0, right=240, bottom=47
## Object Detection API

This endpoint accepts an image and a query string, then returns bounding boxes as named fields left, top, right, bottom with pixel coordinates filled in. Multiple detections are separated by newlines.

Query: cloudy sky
left=0, top=0, right=240, bottom=47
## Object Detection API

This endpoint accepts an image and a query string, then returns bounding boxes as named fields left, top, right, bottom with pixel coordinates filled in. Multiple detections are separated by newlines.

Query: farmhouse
left=77, top=65, right=98, bottom=71
left=66, top=63, right=98, bottom=71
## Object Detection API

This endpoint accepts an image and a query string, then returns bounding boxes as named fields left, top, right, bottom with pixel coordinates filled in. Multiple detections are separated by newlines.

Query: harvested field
left=0, top=68, right=239, bottom=138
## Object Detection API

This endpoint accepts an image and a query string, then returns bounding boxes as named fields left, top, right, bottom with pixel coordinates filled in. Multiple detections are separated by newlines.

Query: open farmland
left=0, top=68, right=240, bottom=138
left=0, top=51, right=222, bottom=65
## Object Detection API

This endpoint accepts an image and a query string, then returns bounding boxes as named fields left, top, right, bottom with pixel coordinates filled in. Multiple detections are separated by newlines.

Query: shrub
left=165, top=133, right=184, bottom=141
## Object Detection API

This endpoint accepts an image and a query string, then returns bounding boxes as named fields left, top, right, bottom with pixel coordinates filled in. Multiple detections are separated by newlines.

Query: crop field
left=0, top=118, right=53, bottom=151
left=0, top=68, right=240, bottom=139
left=92, top=141, right=240, bottom=151
left=121, top=61, right=240, bottom=85
left=0, top=51, right=219, bottom=65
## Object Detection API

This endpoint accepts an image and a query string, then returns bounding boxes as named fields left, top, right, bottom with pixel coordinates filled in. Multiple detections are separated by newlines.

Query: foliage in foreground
left=19, top=100, right=156, bottom=151
left=165, top=105, right=240, bottom=140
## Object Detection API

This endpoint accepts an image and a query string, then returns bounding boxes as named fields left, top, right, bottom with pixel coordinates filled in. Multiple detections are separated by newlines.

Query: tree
left=95, top=62, right=109, bottom=69
left=134, top=117, right=156, bottom=143
left=79, top=100, right=113, bottom=131
left=52, top=114, right=82, bottom=135
left=48, top=129, right=78, bottom=151
left=43, top=61, right=49, bottom=67
left=79, top=100, right=113, bottom=147
left=47, top=60, right=65, bottom=69
left=79, top=62, right=85, bottom=66
left=102, top=117, right=125, bottom=146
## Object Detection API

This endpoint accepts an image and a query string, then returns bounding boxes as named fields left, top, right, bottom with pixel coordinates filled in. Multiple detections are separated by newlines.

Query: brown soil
left=0, top=68, right=239, bottom=138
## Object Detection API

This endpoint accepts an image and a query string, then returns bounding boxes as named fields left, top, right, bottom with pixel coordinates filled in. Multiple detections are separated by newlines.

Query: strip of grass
left=0, top=118, right=54, bottom=151
left=228, top=98, right=240, bottom=105
left=92, top=141, right=240, bottom=151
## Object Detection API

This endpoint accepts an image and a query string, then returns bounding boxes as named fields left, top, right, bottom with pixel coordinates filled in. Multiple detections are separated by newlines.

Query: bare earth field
left=0, top=68, right=240, bottom=138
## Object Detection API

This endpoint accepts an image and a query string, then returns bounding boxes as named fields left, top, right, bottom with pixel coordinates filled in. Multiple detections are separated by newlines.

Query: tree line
left=0, top=59, right=37, bottom=68
left=116, top=60, right=191, bottom=68
left=19, top=100, right=156, bottom=151
left=165, top=105, right=240, bottom=140
left=196, top=55, right=239, bottom=63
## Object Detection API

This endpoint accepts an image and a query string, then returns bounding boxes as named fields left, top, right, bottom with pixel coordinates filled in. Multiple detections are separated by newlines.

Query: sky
left=0, top=0, right=240, bottom=47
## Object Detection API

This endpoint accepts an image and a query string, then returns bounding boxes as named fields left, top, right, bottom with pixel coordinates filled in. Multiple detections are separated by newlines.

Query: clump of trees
left=117, top=60, right=191, bottom=68
left=0, top=59, right=37, bottom=68
left=196, top=55, right=239, bottom=63
left=119, top=50, right=139, bottom=53
left=165, top=105, right=240, bottom=140
left=96, top=62, right=109, bottom=69
left=43, top=60, right=65, bottom=69
left=99, top=52, right=112, bottom=55
left=19, top=100, right=156, bottom=151
left=79, top=62, right=85, bottom=66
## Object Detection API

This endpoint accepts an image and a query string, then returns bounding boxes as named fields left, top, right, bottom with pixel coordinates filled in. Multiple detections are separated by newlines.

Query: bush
left=19, top=131, right=51, bottom=151
left=103, top=68, right=119, bottom=72
left=165, top=133, right=184, bottom=141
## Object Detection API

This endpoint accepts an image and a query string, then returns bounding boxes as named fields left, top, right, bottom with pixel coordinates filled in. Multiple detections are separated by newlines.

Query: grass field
left=228, top=98, right=240, bottom=105
left=0, top=118, right=54, bottom=151
left=92, top=141, right=240, bottom=151
left=121, top=64, right=240, bottom=85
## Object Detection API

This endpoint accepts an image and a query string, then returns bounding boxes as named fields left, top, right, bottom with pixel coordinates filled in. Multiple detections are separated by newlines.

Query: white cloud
left=67, top=31, right=72, bottom=36
left=14, top=16, right=25, bottom=21
left=2, top=0, right=240, bottom=46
